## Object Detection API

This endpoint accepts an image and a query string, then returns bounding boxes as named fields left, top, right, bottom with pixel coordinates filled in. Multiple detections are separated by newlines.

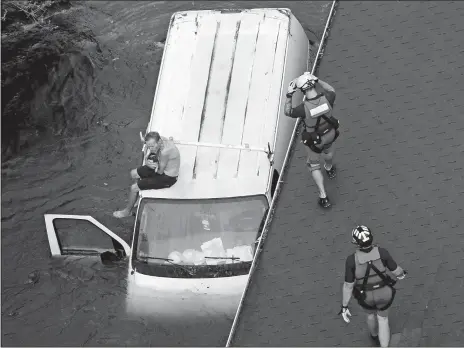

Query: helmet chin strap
left=358, top=245, right=374, bottom=252
left=303, top=87, right=318, bottom=99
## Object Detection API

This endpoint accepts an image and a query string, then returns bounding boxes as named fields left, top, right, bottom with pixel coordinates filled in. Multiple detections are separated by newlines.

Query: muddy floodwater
left=1, top=1, right=331, bottom=346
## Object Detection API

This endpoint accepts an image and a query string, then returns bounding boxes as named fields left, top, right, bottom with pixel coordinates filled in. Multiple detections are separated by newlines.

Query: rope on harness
left=300, top=113, right=340, bottom=153
left=301, top=113, right=339, bottom=134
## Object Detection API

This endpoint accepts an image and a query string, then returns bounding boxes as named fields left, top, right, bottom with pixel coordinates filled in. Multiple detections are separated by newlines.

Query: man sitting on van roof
left=113, top=131, right=180, bottom=218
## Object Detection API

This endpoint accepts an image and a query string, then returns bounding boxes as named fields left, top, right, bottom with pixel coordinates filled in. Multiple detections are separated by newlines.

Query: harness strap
left=315, top=116, right=322, bottom=130
left=370, top=262, right=396, bottom=285
left=321, top=115, right=337, bottom=129
left=302, top=115, right=337, bottom=132
left=301, top=118, right=308, bottom=129
left=300, top=102, right=340, bottom=152
left=363, top=280, right=386, bottom=291
left=360, top=262, right=372, bottom=293
left=355, top=260, right=397, bottom=311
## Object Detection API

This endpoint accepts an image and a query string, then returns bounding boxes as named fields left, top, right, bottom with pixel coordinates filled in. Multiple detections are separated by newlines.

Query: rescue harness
left=300, top=94, right=340, bottom=153
left=352, top=261, right=397, bottom=311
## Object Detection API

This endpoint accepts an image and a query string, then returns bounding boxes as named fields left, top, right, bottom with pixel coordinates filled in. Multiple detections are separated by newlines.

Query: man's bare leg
left=113, top=183, right=139, bottom=218
left=130, top=169, right=140, bottom=180
left=129, top=169, right=141, bottom=210
left=113, top=169, right=141, bottom=218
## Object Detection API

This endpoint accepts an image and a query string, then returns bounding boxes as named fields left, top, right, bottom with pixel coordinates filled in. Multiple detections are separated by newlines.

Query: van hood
left=125, top=271, right=247, bottom=319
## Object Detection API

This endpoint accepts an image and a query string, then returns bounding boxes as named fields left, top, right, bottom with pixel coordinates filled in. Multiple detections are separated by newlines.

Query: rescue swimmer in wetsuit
left=340, top=225, right=407, bottom=347
left=284, top=72, right=339, bottom=208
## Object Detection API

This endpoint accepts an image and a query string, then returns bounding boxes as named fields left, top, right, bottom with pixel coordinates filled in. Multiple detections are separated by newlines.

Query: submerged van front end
left=125, top=192, right=269, bottom=317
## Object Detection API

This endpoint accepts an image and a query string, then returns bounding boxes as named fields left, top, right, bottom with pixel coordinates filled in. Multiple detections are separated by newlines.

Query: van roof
left=144, top=8, right=292, bottom=200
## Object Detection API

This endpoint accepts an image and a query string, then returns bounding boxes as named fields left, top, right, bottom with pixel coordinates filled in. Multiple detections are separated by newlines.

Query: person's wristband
left=286, top=93, right=294, bottom=98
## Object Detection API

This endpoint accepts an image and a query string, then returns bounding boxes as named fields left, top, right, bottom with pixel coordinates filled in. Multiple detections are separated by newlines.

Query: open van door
left=44, top=214, right=131, bottom=258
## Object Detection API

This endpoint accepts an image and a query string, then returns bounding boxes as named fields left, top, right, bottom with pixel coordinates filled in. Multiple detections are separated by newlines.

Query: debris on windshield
left=201, top=238, right=227, bottom=265
left=182, top=249, right=206, bottom=265
left=167, top=250, right=206, bottom=265
left=168, top=251, right=183, bottom=263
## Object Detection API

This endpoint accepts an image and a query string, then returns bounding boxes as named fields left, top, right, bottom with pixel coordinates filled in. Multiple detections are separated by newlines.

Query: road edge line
left=224, top=1, right=340, bottom=346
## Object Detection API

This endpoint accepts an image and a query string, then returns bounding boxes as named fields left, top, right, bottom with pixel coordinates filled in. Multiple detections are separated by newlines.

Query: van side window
left=271, top=169, right=280, bottom=197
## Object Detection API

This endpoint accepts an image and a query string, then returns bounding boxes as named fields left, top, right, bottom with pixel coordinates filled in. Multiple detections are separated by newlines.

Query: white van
left=44, top=8, right=310, bottom=318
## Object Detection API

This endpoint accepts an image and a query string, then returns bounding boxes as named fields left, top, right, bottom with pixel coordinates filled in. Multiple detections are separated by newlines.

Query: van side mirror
left=100, top=251, right=120, bottom=265
left=100, top=249, right=125, bottom=265
left=101, top=239, right=127, bottom=265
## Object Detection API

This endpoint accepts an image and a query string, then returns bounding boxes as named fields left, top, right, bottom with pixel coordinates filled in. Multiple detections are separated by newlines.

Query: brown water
left=1, top=1, right=331, bottom=346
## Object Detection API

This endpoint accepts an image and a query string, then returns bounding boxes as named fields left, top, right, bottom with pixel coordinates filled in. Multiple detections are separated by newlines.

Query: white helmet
left=351, top=225, right=374, bottom=248
left=295, top=72, right=318, bottom=91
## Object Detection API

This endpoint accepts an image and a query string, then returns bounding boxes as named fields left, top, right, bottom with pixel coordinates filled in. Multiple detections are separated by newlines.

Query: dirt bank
left=1, top=0, right=102, bottom=160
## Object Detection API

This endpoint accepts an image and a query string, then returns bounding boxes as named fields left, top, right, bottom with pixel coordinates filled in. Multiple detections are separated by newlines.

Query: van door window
left=44, top=214, right=131, bottom=257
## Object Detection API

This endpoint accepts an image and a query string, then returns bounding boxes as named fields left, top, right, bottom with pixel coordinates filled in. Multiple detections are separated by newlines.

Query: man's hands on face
left=146, top=159, right=158, bottom=170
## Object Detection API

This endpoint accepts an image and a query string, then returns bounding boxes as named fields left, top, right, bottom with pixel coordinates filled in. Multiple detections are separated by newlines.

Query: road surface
left=230, top=1, right=464, bottom=346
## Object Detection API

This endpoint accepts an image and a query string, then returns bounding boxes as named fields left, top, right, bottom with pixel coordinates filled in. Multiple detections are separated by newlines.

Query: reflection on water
left=1, top=1, right=331, bottom=346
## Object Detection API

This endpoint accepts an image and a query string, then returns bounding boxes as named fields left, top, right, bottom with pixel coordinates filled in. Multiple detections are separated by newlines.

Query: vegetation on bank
left=1, top=0, right=96, bottom=161
left=1, top=0, right=70, bottom=31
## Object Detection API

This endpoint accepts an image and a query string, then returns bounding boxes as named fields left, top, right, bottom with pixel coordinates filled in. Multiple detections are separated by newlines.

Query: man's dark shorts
left=136, top=165, right=177, bottom=190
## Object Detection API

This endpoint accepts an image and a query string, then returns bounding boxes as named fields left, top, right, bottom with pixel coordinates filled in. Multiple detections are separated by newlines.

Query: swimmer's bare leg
left=310, top=166, right=327, bottom=198
left=377, top=312, right=390, bottom=347
left=367, top=313, right=378, bottom=336
left=306, top=147, right=328, bottom=199
left=307, top=163, right=331, bottom=208
left=322, top=146, right=337, bottom=179
left=113, top=183, right=139, bottom=218
left=367, top=313, right=381, bottom=346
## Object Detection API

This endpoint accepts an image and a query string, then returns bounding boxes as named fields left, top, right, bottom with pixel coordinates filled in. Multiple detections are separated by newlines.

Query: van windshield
left=133, top=195, right=268, bottom=278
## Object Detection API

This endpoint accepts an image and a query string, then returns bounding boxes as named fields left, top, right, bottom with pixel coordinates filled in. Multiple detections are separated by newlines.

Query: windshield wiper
left=204, top=256, right=241, bottom=261
left=64, top=249, right=100, bottom=255
left=137, top=256, right=194, bottom=276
